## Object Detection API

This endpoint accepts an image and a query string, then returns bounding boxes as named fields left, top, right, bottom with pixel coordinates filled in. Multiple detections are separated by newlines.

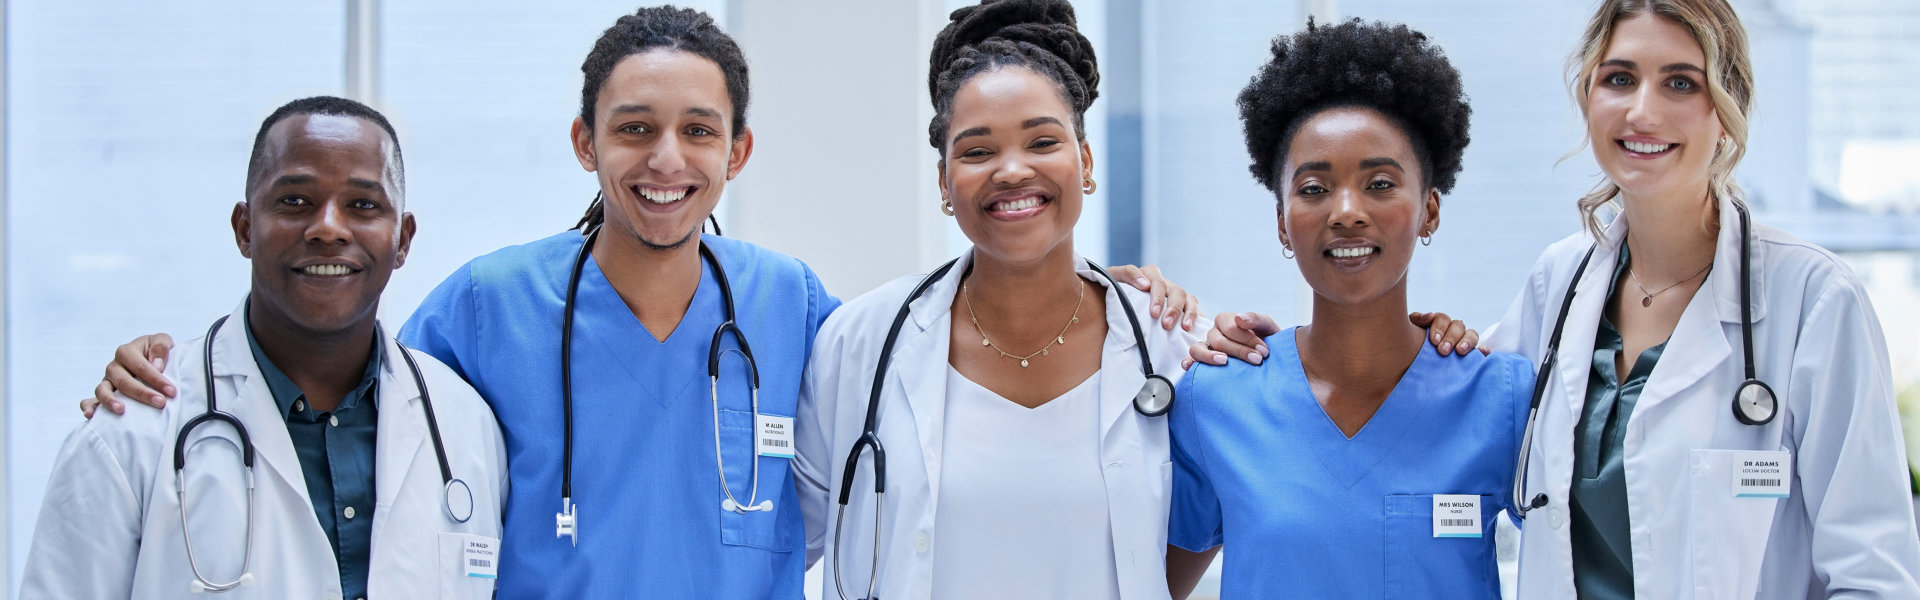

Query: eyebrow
left=948, top=116, right=1070, bottom=147
left=1023, top=116, right=1063, bottom=130
left=1599, top=58, right=1705, bottom=76
left=608, top=104, right=723, bottom=120
left=269, top=173, right=383, bottom=192
left=951, top=126, right=991, bottom=146
left=1360, top=157, right=1403, bottom=171
left=1292, top=161, right=1331, bottom=179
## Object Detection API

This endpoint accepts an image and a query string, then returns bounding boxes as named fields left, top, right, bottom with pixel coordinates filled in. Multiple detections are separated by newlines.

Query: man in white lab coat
left=21, top=96, right=507, bottom=600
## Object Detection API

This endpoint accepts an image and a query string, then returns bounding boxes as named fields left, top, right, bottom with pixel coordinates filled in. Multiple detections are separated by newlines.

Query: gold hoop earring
left=941, top=197, right=955, bottom=216
left=1281, top=245, right=1294, bottom=259
left=1083, top=177, right=1097, bottom=195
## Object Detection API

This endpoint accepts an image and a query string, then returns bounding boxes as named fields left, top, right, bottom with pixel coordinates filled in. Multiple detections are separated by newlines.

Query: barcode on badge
left=469, top=559, right=491, bottom=568
left=1440, top=519, right=1474, bottom=527
left=1741, top=478, right=1780, bottom=487
left=765, top=439, right=789, bottom=447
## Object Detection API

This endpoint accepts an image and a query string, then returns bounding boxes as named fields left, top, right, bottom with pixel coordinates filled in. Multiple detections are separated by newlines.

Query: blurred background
left=3, top=0, right=1915, bottom=597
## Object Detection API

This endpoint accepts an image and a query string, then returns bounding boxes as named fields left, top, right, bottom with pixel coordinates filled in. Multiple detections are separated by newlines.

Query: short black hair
left=573, top=5, right=749, bottom=231
left=246, top=95, right=405, bottom=197
left=1239, top=18, right=1470, bottom=195
left=927, top=0, right=1099, bottom=150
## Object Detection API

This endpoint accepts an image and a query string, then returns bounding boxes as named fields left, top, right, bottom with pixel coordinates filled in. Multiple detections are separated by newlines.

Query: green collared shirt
left=243, top=316, right=381, bottom=600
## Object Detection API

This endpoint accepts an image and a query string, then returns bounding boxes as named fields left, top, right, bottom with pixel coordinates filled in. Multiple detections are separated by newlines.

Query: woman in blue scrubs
left=1163, top=19, right=1533, bottom=599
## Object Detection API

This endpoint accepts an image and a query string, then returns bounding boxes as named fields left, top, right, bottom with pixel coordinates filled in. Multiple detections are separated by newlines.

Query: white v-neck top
left=931, top=366, right=1121, bottom=599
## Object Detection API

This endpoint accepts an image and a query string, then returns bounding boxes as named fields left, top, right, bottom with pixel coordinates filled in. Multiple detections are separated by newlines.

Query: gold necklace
left=1628, top=262, right=1712, bottom=307
left=961, top=277, right=1085, bottom=368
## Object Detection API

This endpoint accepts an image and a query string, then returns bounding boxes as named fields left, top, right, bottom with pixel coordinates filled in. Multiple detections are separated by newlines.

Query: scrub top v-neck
left=1168, top=327, right=1533, bottom=599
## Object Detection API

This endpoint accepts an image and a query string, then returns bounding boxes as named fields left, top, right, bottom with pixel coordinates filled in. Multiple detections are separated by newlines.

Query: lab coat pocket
left=1685, top=449, right=1783, bottom=599
left=1382, top=494, right=1500, bottom=599
left=717, top=408, right=798, bottom=551
left=437, top=532, right=498, bottom=599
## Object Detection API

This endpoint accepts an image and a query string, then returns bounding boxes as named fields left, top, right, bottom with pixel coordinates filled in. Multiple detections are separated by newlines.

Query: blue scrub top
left=400, top=230, right=839, bottom=599
left=1168, top=327, right=1532, bottom=599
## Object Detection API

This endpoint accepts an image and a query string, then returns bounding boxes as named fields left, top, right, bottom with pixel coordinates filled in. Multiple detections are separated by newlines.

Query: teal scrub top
left=1169, top=327, right=1534, bottom=598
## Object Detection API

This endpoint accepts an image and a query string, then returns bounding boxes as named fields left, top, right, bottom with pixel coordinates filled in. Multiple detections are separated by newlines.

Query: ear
left=232, top=201, right=254, bottom=259
left=937, top=158, right=950, bottom=201
left=1421, top=188, right=1442, bottom=239
left=726, top=126, right=755, bottom=181
left=1274, top=198, right=1291, bottom=249
left=394, top=212, right=417, bottom=269
left=571, top=117, right=597, bottom=172
left=1079, top=139, right=1095, bottom=183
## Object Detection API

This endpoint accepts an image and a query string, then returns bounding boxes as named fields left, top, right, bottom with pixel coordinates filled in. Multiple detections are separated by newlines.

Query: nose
left=991, top=151, right=1036, bottom=187
left=1625, top=81, right=1661, bottom=131
left=308, top=201, right=352, bottom=245
left=1329, top=187, right=1369, bottom=230
left=648, top=133, right=688, bottom=174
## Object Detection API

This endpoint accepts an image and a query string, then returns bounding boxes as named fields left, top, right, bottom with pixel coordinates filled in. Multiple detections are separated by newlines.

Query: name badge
left=1432, top=494, right=1482, bottom=538
left=463, top=534, right=500, bottom=579
left=1731, top=450, right=1791, bottom=498
left=757, top=414, right=795, bottom=459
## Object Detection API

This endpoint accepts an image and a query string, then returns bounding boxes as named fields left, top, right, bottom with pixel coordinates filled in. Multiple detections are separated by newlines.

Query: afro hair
left=1238, top=18, right=1470, bottom=195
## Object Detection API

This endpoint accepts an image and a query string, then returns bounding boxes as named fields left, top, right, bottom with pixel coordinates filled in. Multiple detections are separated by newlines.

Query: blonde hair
left=1566, top=0, right=1754, bottom=240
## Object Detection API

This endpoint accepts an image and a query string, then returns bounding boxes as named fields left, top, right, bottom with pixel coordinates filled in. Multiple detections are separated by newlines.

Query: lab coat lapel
left=373, top=332, right=429, bottom=538
left=1634, top=199, right=1752, bottom=414
left=1087, top=268, right=1143, bottom=442
left=1552, top=224, right=1622, bottom=423
left=208, top=302, right=318, bottom=521
left=896, top=252, right=967, bottom=507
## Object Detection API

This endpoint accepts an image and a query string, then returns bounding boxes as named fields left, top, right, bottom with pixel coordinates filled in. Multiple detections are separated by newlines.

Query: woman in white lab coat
left=1490, top=0, right=1920, bottom=595
left=792, top=3, right=1201, bottom=598
left=22, top=303, right=508, bottom=599
left=1199, top=0, right=1920, bottom=596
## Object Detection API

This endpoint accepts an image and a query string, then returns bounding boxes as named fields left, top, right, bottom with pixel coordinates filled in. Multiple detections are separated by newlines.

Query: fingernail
left=151, top=394, right=165, bottom=404
left=1432, top=331, right=1441, bottom=342
left=163, top=385, right=177, bottom=397
left=1212, top=353, right=1227, bottom=365
left=1136, top=278, right=1150, bottom=288
left=113, top=405, right=124, bottom=415
left=1439, top=342, right=1453, bottom=354
left=1248, top=352, right=1264, bottom=365
left=154, top=357, right=167, bottom=372
left=1256, top=344, right=1269, bottom=357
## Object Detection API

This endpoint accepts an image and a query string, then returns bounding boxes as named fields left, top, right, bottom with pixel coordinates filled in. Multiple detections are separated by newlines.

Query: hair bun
left=929, top=0, right=1097, bottom=103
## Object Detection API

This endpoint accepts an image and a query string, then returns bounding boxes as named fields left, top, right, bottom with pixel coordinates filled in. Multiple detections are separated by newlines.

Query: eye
left=1367, top=179, right=1395, bottom=191
left=960, top=147, right=992, bottom=159
left=1667, top=77, right=1696, bottom=92
left=1604, top=72, right=1634, bottom=87
left=1297, top=183, right=1328, bottom=196
left=1030, top=138, right=1060, bottom=150
left=278, top=195, right=310, bottom=206
left=619, top=123, right=650, bottom=135
left=351, top=199, right=381, bottom=210
left=687, top=125, right=716, bottom=137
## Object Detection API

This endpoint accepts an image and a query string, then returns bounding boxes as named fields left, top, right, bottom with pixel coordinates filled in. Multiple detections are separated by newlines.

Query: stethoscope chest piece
left=1134, top=374, right=1175, bottom=417
left=444, top=479, right=474, bottom=523
left=1733, top=378, right=1778, bottom=425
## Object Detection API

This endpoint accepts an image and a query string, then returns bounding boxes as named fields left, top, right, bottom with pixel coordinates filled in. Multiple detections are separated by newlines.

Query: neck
left=591, top=226, right=704, bottom=340
left=962, top=245, right=1084, bottom=343
left=1619, top=185, right=1718, bottom=285
left=1298, top=282, right=1423, bottom=381
left=246, top=298, right=376, bottom=412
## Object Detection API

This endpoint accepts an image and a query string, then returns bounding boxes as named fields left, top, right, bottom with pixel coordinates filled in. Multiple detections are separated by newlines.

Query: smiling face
left=1276, top=107, right=1439, bottom=305
left=1584, top=13, right=1722, bottom=202
left=237, top=113, right=413, bottom=335
left=572, top=49, right=751, bottom=250
left=939, top=66, right=1092, bottom=266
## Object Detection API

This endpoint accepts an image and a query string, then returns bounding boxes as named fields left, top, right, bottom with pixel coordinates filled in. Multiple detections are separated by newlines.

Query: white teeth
left=992, top=197, right=1043, bottom=212
left=1623, top=141, right=1673, bottom=154
left=638, top=187, right=690, bottom=204
left=1328, top=247, right=1376, bottom=259
left=302, top=265, right=351, bottom=276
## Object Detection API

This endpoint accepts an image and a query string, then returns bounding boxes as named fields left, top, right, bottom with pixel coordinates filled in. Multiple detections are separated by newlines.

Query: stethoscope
left=1512, top=200, right=1777, bottom=519
left=178, top=314, right=468, bottom=593
left=555, top=222, right=767, bottom=549
left=830, top=256, right=1175, bottom=600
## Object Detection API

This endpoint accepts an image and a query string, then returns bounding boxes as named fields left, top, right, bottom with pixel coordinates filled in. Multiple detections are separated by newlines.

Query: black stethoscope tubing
left=558, top=224, right=755, bottom=543
left=831, top=256, right=1174, bottom=600
left=1512, top=200, right=1774, bottom=518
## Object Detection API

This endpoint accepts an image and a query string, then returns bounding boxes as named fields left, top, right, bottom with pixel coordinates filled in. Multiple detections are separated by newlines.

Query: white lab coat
left=1486, top=197, right=1920, bottom=598
left=22, top=302, right=509, bottom=600
left=796, top=251, right=1202, bottom=600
